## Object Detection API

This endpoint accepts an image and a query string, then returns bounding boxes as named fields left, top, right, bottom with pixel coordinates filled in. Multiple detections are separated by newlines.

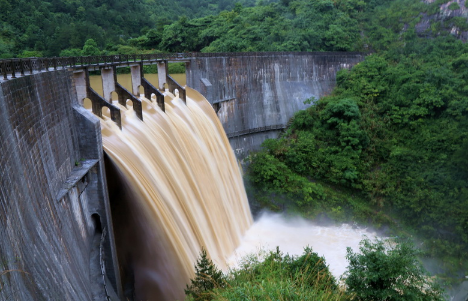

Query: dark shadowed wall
left=186, top=52, right=365, bottom=158
left=0, top=70, right=121, bottom=300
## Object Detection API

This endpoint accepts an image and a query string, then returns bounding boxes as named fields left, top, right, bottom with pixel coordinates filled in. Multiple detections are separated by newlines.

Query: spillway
left=100, top=87, right=252, bottom=300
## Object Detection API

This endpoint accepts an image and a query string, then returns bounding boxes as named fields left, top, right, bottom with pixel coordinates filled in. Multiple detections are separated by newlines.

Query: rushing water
left=92, top=75, right=383, bottom=299
left=227, top=213, right=379, bottom=279
left=100, top=87, right=251, bottom=300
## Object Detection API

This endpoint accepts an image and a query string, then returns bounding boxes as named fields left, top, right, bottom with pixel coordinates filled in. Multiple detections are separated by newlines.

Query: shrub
left=448, top=2, right=460, bottom=10
left=344, top=238, right=446, bottom=301
left=210, top=247, right=345, bottom=301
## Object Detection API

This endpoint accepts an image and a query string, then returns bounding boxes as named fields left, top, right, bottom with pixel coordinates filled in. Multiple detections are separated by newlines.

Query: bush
left=448, top=2, right=460, bottom=10
left=344, top=238, right=446, bottom=301
left=210, top=247, right=346, bottom=301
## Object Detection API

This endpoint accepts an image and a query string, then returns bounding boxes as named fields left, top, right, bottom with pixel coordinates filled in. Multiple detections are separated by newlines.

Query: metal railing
left=226, top=124, right=286, bottom=138
left=0, top=51, right=365, bottom=80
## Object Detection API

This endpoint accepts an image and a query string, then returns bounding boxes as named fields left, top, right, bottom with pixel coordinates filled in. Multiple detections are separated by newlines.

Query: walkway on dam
left=0, top=51, right=363, bottom=81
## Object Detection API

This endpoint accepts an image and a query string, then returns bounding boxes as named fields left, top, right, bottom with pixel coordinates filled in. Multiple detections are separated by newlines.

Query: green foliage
left=168, top=62, right=186, bottom=74
left=81, top=39, right=101, bottom=56
left=0, top=0, right=153, bottom=57
left=248, top=151, right=325, bottom=207
left=235, top=247, right=337, bottom=290
left=124, top=0, right=376, bottom=53
left=247, top=0, right=468, bottom=271
left=344, top=238, right=446, bottom=300
left=17, top=50, right=43, bottom=58
left=59, top=48, right=82, bottom=57
left=251, top=96, right=369, bottom=192
left=185, top=247, right=225, bottom=301
left=0, top=0, right=264, bottom=58
left=448, top=2, right=460, bottom=10
left=185, top=242, right=448, bottom=300
left=186, top=247, right=346, bottom=301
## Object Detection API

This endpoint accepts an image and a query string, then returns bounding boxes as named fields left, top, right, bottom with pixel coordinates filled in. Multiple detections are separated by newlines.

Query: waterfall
left=100, top=87, right=252, bottom=300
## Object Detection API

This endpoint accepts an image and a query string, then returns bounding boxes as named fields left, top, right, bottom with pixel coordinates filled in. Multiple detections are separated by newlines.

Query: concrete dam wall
left=0, top=70, right=121, bottom=300
left=0, top=52, right=365, bottom=300
left=186, top=52, right=365, bottom=157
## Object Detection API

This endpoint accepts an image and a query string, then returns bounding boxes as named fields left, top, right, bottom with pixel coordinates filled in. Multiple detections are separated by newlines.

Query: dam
left=0, top=52, right=364, bottom=300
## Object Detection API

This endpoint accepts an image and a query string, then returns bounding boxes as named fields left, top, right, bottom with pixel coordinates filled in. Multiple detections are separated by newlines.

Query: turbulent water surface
left=228, top=213, right=379, bottom=278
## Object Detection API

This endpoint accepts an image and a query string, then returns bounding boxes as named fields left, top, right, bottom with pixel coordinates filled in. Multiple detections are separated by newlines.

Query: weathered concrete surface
left=186, top=52, right=365, bottom=157
left=130, top=65, right=141, bottom=96
left=73, top=70, right=87, bottom=105
left=0, top=70, right=122, bottom=300
left=101, top=67, right=115, bottom=102
left=157, top=61, right=167, bottom=90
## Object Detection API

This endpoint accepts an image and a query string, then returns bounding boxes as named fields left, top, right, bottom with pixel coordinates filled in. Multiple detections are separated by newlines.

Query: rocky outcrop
left=417, top=0, right=468, bottom=41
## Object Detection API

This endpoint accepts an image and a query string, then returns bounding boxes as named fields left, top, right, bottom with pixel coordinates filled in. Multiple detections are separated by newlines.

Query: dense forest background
left=2, top=0, right=468, bottom=296
left=0, top=0, right=269, bottom=57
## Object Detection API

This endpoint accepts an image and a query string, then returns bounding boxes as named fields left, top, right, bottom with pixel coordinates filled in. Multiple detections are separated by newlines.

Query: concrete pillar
left=130, top=64, right=142, bottom=96
left=157, top=61, right=168, bottom=91
left=101, top=67, right=115, bottom=102
left=73, top=70, right=87, bottom=105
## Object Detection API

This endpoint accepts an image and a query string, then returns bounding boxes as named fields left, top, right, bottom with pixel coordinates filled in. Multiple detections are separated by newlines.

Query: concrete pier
left=131, top=64, right=141, bottom=96
left=101, top=67, right=115, bottom=102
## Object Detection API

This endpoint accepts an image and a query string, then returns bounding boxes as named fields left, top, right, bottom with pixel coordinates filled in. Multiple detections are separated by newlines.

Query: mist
left=227, top=212, right=381, bottom=278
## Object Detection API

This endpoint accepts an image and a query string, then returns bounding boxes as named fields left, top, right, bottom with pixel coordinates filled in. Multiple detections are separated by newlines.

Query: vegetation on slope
left=125, top=0, right=387, bottom=53
left=185, top=238, right=445, bottom=300
left=247, top=0, right=468, bottom=275
left=0, top=0, right=266, bottom=58
left=2, top=0, right=465, bottom=57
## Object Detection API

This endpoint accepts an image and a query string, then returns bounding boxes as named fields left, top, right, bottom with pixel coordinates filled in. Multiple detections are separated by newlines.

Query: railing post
left=53, top=57, right=57, bottom=70
left=19, top=59, right=25, bottom=76
left=29, top=58, right=33, bottom=74
left=37, top=58, right=42, bottom=72
left=11, top=60, right=16, bottom=79
left=2, top=60, right=7, bottom=80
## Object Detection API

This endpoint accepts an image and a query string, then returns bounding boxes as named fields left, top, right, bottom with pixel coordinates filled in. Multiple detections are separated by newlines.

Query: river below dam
left=227, top=212, right=379, bottom=278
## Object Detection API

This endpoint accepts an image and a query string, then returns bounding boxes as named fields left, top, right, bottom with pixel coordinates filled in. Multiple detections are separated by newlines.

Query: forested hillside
left=0, top=0, right=264, bottom=58
left=3, top=0, right=466, bottom=57
left=246, top=0, right=468, bottom=277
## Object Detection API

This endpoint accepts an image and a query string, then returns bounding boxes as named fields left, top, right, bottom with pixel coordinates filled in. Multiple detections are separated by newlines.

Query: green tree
left=81, top=39, right=101, bottom=56
left=59, top=48, right=82, bottom=57
left=185, top=247, right=224, bottom=301
left=344, top=238, right=445, bottom=301
left=17, top=50, right=43, bottom=58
